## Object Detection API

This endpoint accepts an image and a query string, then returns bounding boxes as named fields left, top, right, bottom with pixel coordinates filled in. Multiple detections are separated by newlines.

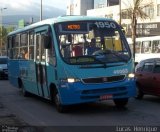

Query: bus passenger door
left=35, top=33, right=49, bottom=98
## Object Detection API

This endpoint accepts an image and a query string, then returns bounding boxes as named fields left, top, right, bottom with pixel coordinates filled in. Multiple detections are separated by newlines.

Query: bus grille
left=81, top=87, right=127, bottom=95
left=82, top=75, right=125, bottom=84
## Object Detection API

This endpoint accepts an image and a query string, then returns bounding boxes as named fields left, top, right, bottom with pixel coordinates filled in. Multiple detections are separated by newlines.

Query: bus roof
left=8, top=15, right=114, bottom=36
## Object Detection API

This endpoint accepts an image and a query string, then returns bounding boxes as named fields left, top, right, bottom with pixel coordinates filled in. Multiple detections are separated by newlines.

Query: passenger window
left=142, top=62, right=154, bottom=72
left=153, top=62, right=160, bottom=73
left=135, top=63, right=143, bottom=72
left=36, top=33, right=46, bottom=62
left=141, top=41, right=151, bottom=53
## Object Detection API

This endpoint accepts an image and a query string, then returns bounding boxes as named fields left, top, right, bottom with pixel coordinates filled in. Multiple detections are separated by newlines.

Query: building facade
left=67, top=0, right=160, bottom=37
left=120, top=0, right=160, bottom=37
left=66, top=0, right=94, bottom=15
left=94, top=0, right=119, bottom=8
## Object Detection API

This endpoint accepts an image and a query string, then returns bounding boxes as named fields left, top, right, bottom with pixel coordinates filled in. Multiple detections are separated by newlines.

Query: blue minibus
left=7, top=16, right=136, bottom=112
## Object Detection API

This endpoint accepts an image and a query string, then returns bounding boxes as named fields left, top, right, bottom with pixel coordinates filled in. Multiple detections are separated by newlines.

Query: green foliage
left=0, top=26, right=14, bottom=44
left=0, top=26, right=14, bottom=55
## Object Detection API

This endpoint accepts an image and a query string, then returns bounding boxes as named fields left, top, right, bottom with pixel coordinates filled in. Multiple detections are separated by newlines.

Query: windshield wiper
left=101, top=49, right=128, bottom=63
left=111, top=51, right=128, bottom=63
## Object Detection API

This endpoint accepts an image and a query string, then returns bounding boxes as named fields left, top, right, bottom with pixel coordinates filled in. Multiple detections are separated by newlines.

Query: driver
left=85, top=38, right=100, bottom=55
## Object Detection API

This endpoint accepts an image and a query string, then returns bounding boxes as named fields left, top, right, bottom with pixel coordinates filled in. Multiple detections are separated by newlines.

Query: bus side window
left=12, top=35, right=20, bottom=59
left=135, top=42, right=140, bottom=53
left=20, top=33, right=28, bottom=59
left=153, top=41, right=160, bottom=53
left=48, top=34, right=56, bottom=66
left=155, top=45, right=160, bottom=53
left=36, top=34, right=46, bottom=62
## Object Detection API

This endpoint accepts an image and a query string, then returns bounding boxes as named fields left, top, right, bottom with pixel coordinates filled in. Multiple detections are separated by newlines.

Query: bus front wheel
left=113, top=98, right=128, bottom=108
left=53, top=91, right=66, bottom=113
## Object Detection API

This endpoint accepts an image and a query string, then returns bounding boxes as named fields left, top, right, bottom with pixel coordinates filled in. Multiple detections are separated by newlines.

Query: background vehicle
left=0, top=56, right=8, bottom=79
left=135, top=58, right=160, bottom=99
left=7, top=16, right=136, bottom=112
left=127, top=36, right=160, bottom=64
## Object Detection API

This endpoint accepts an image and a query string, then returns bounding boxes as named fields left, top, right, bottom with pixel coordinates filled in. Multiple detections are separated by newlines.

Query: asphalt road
left=0, top=80, right=160, bottom=130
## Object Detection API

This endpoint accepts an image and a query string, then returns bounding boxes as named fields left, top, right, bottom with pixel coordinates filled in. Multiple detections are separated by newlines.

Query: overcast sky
left=0, top=0, right=69, bottom=16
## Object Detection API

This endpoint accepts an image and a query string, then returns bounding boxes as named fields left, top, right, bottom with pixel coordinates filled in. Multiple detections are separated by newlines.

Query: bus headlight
left=128, top=73, right=135, bottom=78
left=60, top=78, right=80, bottom=83
left=67, top=78, right=80, bottom=83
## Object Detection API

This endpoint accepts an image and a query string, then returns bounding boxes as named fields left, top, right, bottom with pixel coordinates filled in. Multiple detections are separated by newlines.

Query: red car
left=135, top=58, right=160, bottom=99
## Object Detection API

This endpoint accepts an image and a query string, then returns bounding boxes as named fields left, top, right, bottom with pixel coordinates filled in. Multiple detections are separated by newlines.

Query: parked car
left=135, top=58, right=160, bottom=99
left=0, top=56, right=8, bottom=79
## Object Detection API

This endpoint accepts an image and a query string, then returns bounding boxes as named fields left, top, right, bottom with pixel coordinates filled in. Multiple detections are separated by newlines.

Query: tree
left=0, top=26, right=14, bottom=55
left=122, top=0, right=153, bottom=61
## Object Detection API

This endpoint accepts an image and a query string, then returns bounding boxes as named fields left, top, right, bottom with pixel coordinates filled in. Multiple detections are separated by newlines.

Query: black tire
left=135, top=84, right=144, bottom=99
left=114, top=98, right=128, bottom=108
left=53, top=90, right=67, bottom=113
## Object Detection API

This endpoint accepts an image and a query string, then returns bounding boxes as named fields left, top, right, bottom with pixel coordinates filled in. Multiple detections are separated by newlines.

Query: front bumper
left=58, top=79, right=136, bottom=105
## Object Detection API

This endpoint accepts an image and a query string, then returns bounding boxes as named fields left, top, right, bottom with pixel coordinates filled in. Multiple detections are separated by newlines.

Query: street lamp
left=0, top=7, right=7, bottom=56
left=40, top=0, right=42, bottom=21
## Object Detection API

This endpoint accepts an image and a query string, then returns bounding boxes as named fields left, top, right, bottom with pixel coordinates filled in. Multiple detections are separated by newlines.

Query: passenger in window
left=25, top=51, right=29, bottom=59
left=25, top=48, right=34, bottom=60
left=62, top=44, right=71, bottom=58
left=19, top=49, right=26, bottom=59
left=72, top=43, right=83, bottom=56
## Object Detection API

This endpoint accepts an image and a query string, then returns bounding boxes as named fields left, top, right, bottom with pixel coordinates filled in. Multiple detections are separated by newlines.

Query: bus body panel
left=19, top=60, right=39, bottom=95
left=8, top=60, right=20, bottom=88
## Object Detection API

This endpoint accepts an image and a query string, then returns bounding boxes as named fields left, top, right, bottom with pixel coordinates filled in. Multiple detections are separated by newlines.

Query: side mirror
left=42, top=35, right=51, bottom=49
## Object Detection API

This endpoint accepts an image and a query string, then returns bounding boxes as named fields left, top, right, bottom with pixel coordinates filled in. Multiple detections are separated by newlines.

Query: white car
left=0, top=56, right=8, bottom=79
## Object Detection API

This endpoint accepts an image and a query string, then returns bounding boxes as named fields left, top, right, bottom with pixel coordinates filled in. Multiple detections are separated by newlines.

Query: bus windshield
left=55, top=21, right=130, bottom=64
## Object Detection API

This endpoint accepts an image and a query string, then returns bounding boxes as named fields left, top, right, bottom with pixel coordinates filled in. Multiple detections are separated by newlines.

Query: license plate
left=100, top=94, right=113, bottom=100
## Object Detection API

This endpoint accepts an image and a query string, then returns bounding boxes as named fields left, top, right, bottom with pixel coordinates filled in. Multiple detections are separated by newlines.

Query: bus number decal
left=113, top=69, right=128, bottom=74
left=95, top=22, right=116, bottom=29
